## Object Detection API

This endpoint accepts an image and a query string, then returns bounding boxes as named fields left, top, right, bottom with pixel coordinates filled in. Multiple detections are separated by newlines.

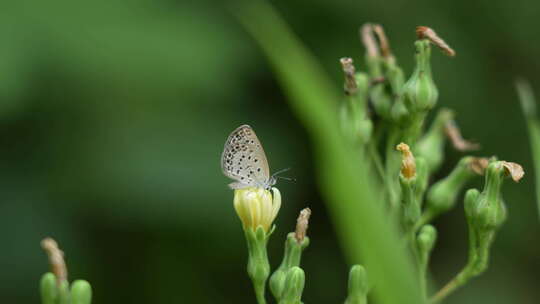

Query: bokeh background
left=2, top=0, right=539, bottom=303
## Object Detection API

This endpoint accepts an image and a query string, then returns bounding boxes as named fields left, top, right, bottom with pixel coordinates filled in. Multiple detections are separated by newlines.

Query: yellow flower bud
left=234, top=187, right=281, bottom=232
left=396, top=143, right=416, bottom=179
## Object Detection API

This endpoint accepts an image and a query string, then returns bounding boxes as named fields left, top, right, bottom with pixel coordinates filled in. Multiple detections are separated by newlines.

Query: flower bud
left=344, top=265, right=368, bottom=304
left=424, top=157, right=485, bottom=221
left=40, top=273, right=58, bottom=304
left=71, top=280, right=92, bottom=304
left=396, top=143, right=416, bottom=179
left=278, top=267, right=305, bottom=304
left=339, top=58, right=372, bottom=145
left=417, top=225, right=437, bottom=259
left=270, top=209, right=311, bottom=300
left=234, top=187, right=281, bottom=233
left=416, top=108, right=455, bottom=172
left=403, top=39, right=438, bottom=114
left=466, top=161, right=518, bottom=231
left=396, top=143, right=422, bottom=229
left=462, top=161, right=523, bottom=277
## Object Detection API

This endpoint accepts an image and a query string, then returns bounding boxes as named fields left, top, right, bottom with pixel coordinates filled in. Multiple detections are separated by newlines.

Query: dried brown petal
left=340, top=57, right=357, bottom=95
left=360, top=23, right=379, bottom=58
left=295, top=208, right=311, bottom=243
left=372, top=24, right=393, bottom=60
left=468, top=157, right=490, bottom=175
left=501, top=161, right=525, bottom=182
left=445, top=120, right=480, bottom=151
left=41, top=237, right=68, bottom=285
left=416, top=26, right=456, bottom=57
left=396, top=143, right=416, bottom=179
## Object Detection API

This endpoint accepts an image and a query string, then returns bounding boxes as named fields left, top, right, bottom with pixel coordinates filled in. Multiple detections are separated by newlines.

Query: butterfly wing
left=221, top=125, right=271, bottom=188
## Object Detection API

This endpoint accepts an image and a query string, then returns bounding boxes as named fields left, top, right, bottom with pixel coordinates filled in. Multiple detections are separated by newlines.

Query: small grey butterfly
left=221, top=125, right=277, bottom=190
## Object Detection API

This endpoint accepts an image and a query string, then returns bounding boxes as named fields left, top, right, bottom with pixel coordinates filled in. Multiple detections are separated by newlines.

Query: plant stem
left=429, top=270, right=469, bottom=304
left=254, top=282, right=267, bottom=304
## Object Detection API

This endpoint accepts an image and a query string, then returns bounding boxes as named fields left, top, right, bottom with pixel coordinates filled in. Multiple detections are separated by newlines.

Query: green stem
left=254, top=283, right=268, bottom=304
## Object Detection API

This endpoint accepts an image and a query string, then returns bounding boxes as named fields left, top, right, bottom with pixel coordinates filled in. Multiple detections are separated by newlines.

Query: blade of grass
left=516, top=78, right=540, bottom=220
left=234, top=2, right=423, bottom=304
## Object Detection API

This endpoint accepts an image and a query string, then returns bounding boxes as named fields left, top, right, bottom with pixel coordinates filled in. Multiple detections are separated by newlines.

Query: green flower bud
left=278, top=267, right=305, bottom=304
left=417, top=225, right=437, bottom=264
left=416, top=109, right=455, bottom=172
left=40, top=273, right=58, bottom=304
left=416, top=225, right=437, bottom=298
left=463, top=161, right=523, bottom=276
left=344, top=265, right=368, bottom=304
left=360, top=23, right=392, bottom=119
left=339, top=58, right=372, bottom=145
left=270, top=209, right=310, bottom=301
left=424, top=157, right=486, bottom=222
left=466, top=161, right=513, bottom=231
left=71, top=280, right=92, bottom=304
left=403, top=40, right=438, bottom=114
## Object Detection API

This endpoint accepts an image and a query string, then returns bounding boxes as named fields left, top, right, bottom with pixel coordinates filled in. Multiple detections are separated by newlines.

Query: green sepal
left=245, top=226, right=272, bottom=304
left=270, top=233, right=310, bottom=301
left=424, top=157, right=477, bottom=222
left=71, top=280, right=92, bottom=304
left=399, top=174, right=421, bottom=231
left=344, top=265, right=368, bottom=304
left=416, top=108, right=454, bottom=172
left=278, top=267, right=305, bottom=304
left=40, top=273, right=58, bottom=304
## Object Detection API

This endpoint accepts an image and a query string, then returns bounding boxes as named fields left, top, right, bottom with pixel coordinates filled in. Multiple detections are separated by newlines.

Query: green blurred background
left=1, top=0, right=539, bottom=303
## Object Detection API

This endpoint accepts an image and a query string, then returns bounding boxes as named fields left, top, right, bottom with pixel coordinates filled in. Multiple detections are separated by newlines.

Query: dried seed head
left=501, top=161, right=525, bottom=182
left=295, top=208, right=311, bottom=243
left=360, top=23, right=379, bottom=58
left=372, top=24, right=394, bottom=62
left=468, top=157, right=490, bottom=175
left=416, top=26, right=456, bottom=57
left=445, top=120, right=480, bottom=151
left=340, top=57, right=358, bottom=95
left=41, top=237, right=68, bottom=285
left=396, top=143, right=416, bottom=179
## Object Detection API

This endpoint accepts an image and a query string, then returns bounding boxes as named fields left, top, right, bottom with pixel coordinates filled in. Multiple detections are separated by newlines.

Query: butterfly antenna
left=277, top=176, right=297, bottom=182
left=272, top=167, right=291, bottom=177
left=272, top=168, right=296, bottom=183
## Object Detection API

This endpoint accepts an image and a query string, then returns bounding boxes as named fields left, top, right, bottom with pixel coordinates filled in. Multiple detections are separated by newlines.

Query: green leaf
left=234, top=2, right=423, bottom=304
left=516, top=79, right=540, bottom=220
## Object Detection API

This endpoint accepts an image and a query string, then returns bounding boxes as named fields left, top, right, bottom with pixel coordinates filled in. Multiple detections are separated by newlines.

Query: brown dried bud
left=501, top=161, right=525, bottom=182
left=372, top=24, right=394, bottom=62
left=41, top=237, right=68, bottom=285
left=295, top=208, right=311, bottom=243
left=360, top=23, right=379, bottom=58
left=468, top=157, right=490, bottom=175
left=396, top=143, right=416, bottom=179
left=416, top=26, right=456, bottom=57
left=445, top=120, right=480, bottom=151
left=340, top=57, right=358, bottom=95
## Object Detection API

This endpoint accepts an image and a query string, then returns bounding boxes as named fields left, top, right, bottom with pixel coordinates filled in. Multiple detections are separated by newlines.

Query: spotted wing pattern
left=221, top=125, right=272, bottom=189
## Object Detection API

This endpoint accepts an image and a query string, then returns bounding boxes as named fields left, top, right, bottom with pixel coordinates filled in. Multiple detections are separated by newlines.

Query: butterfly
left=221, top=125, right=279, bottom=190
